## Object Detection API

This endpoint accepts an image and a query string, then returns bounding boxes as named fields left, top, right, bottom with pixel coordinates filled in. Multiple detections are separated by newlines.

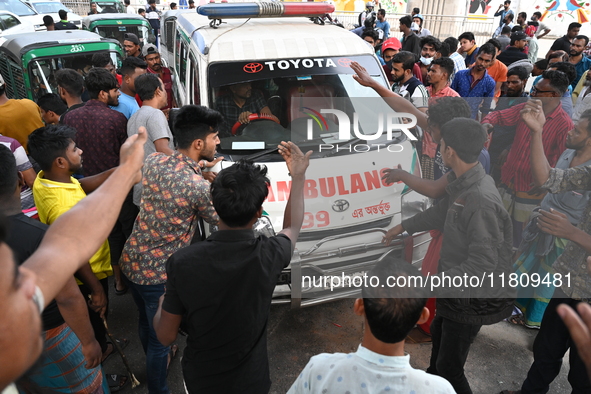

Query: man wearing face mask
left=390, top=51, right=429, bottom=109
left=417, top=36, right=442, bottom=84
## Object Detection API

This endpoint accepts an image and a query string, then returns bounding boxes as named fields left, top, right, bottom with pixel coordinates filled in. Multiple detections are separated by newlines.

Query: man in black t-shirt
left=54, top=10, right=78, bottom=30
left=0, top=146, right=114, bottom=393
left=154, top=142, right=311, bottom=393
left=546, top=22, right=581, bottom=59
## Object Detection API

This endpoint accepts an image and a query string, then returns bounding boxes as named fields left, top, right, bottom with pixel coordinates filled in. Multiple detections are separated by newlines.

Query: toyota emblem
left=332, top=199, right=350, bottom=212
left=243, top=62, right=263, bottom=73
left=337, top=58, right=353, bottom=67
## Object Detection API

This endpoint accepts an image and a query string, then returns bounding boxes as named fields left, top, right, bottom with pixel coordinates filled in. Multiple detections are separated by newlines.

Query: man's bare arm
left=154, top=294, right=182, bottom=346
left=79, top=168, right=116, bottom=194
left=23, top=128, right=147, bottom=306
left=350, top=62, right=429, bottom=130
left=55, top=277, right=102, bottom=368
left=521, top=100, right=551, bottom=186
left=278, top=142, right=312, bottom=248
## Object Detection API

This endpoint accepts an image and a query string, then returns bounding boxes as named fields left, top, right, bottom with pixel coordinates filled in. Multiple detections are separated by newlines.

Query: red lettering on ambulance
left=319, top=177, right=336, bottom=198
left=266, top=183, right=276, bottom=202
left=364, top=170, right=381, bottom=190
left=304, top=179, right=319, bottom=199
left=336, top=176, right=349, bottom=195
left=350, top=174, right=366, bottom=194
left=277, top=181, right=291, bottom=201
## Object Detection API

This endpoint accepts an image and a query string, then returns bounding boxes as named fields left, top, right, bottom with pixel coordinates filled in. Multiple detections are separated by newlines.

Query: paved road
left=107, top=279, right=571, bottom=394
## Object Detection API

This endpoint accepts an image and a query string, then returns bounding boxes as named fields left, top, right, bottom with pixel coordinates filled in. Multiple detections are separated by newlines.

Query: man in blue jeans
left=120, top=105, right=220, bottom=393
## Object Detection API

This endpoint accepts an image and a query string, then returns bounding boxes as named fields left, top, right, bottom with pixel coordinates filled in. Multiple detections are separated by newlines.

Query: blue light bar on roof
left=197, top=2, right=335, bottom=19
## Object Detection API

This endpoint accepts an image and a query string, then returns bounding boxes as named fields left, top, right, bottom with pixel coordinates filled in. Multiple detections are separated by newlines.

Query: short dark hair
left=84, top=68, right=118, bottom=100
left=378, top=8, right=385, bottom=16
left=399, top=15, right=412, bottom=28
left=437, top=42, right=450, bottom=57
left=0, top=145, right=17, bottom=201
left=37, top=93, right=67, bottom=116
left=547, top=62, right=577, bottom=85
left=91, top=52, right=113, bottom=68
left=170, top=2, right=177, bottom=7
left=511, top=25, right=522, bottom=33
left=507, top=65, right=529, bottom=81
left=534, top=59, right=548, bottom=70
left=505, top=13, right=514, bottom=21
left=420, top=35, right=442, bottom=52
left=43, top=15, right=54, bottom=26
left=441, top=118, right=486, bottom=163
left=458, top=32, right=475, bottom=42
left=443, top=37, right=459, bottom=52
left=504, top=0, right=511, bottom=4
left=541, top=69, right=570, bottom=95
left=427, top=97, right=471, bottom=129
left=148, top=0, right=156, bottom=4
left=548, top=50, right=568, bottom=61
left=120, top=56, right=148, bottom=77
left=486, top=38, right=502, bottom=52
left=412, top=7, right=420, bottom=13
left=55, top=69, right=84, bottom=98
left=501, top=25, right=512, bottom=35
left=211, top=160, right=270, bottom=227
left=361, top=29, right=379, bottom=42
left=138, top=7, right=145, bottom=13
left=124, top=0, right=130, bottom=4
left=533, top=11, right=542, bottom=18
left=28, top=125, right=77, bottom=172
left=58, top=9, right=67, bottom=20
left=575, top=35, right=590, bottom=46
left=568, top=22, right=582, bottom=31
left=518, top=11, right=527, bottom=19
left=478, top=43, right=497, bottom=58
left=391, top=51, right=416, bottom=71
left=579, top=109, right=591, bottom=134
left=134, top=73, right=162, bottom=101
left=361, top=258, right=427, bottom=343
left=173, top=105, right=222, bottom=150
left=430, top=57, right=454, bottom=79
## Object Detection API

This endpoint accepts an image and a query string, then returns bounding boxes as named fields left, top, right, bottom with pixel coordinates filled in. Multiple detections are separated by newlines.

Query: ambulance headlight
left=401, top=190, right=430, bottom=222
left=253, top=216, right=276, bottom=238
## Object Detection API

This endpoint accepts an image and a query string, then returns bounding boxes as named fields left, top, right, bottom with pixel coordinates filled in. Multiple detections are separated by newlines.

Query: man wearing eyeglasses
left=482, top=70, right=574, bottom=248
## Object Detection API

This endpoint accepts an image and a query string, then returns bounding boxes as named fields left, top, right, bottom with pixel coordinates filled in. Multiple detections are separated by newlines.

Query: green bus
left=0, top=30, right=124, bottom=100
left=82, top=14, right=155, bottom=46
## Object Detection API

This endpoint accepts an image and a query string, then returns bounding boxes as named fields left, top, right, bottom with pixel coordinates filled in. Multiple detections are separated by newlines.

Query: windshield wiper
left=244, top=147, right=279, bottom=161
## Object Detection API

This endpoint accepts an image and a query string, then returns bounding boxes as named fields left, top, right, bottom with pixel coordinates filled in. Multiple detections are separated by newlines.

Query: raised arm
left=278, top=142, right=312, bottom=249
left=382, top=164, right=448, bottom=199
left=23, top=128, right=147, bottom=305
left=350, top=62, right=429, bottom=130
left=521, top=100, right=551, bottom=186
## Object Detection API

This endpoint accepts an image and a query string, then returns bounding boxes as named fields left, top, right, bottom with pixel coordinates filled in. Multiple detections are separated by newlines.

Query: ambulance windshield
left=209, top=55, right=405, bottom=157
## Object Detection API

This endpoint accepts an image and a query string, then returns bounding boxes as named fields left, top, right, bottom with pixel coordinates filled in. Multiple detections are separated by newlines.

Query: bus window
left=190, top=53, right=199, bottom=105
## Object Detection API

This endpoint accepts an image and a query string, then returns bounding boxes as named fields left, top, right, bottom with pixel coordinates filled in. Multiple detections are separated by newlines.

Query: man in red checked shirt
left=142, top=44, right=176, bottom=113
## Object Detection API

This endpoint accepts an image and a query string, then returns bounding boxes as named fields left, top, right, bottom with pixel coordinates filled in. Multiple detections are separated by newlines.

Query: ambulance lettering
left=264, top=58, right=338, bottom=71
left=265, top=168, right=394, bottom=203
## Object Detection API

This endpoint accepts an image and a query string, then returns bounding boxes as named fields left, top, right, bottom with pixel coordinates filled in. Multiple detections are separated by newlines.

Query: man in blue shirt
left=375, top=9, right=390, bottom=40
left=494, top=0, right=514, bottom=28
left=111, top=57, right=147, bottom=119
left=568, top=35, right=591, bottom=88
left=451, top=43, right=497, bottom=119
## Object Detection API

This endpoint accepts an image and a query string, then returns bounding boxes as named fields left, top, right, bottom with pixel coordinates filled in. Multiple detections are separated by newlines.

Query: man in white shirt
left=531, top=11, right=551, bottom=39
left=287, top=259, right=455, bottom=394
left=124, top=0, right=136, bottom=14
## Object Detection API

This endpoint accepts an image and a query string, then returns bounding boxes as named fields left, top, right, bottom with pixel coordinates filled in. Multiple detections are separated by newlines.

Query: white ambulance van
left=160, top=2, right=431, bottom=308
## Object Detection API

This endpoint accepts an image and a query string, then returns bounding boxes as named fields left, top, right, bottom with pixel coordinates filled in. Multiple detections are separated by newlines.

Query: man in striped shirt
left=482, top=70, right=573, bottom=248
left=390, top=51, right=429, bottom=109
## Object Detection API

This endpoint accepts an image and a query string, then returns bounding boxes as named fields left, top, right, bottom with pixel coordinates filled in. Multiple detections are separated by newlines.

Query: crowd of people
left=1, top=4, right=591, bottom=394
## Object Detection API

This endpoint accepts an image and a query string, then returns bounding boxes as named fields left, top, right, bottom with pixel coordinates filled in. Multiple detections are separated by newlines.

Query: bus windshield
left=207, top=55, right=403, bottom=159
left=93, top=24, right=150, bottom=46
left=28, top=51, right=122, bottom=100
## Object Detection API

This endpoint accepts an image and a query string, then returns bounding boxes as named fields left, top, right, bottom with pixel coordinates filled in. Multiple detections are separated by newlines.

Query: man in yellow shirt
left=27, top=124, right=123, bottom=365
left=0, top=74, right=44, bottom=152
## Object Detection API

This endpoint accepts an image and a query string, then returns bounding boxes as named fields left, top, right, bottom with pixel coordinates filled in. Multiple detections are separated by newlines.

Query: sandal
left=167, top=344, right=179, bottom=376
left=107, top=374, right=129, bottom=392
left=114, top=281, right=128, bottom=296
left=507, top=314, right=527, bottom=326
left=102, top=338, right=130, bottom=364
